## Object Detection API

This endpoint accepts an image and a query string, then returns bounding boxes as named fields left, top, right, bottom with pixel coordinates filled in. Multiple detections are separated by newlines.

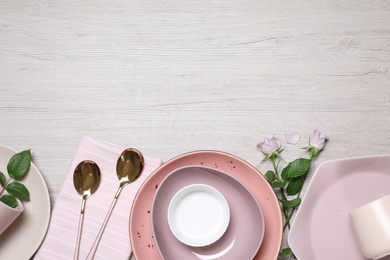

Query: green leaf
left=7, top=150, right=32, bottom=179
left=279, top=247, right=292, bottom=257
left=281, top=167, right=288, bottom=180
left=6, top=182, right=30, bottom=201
left=282, top=158, right=311, bottom=179
left=280, top=197, right=301, bottom=209
left=286, top=177, right=304, bottom=195
left=271, top=181, right=286, bottom=188
left=0, top=195, right=18, bottom=208
left=0, top=171, right=6, bottom=186
left=264, top=170, right=276, bottom=183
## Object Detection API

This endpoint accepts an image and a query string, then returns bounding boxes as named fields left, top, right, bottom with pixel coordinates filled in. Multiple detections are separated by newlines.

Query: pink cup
left=0, top=199, right=24, bottom=235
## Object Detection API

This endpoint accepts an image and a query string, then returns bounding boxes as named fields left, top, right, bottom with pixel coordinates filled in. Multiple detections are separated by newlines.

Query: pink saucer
left=289, top=154, right=390, bottom=260
left=129, top=150, right=282, bottom=260
left=151, top=166, right=264, bottom=259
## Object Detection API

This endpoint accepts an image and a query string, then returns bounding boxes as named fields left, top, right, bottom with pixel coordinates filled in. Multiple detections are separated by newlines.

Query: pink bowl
left=152, top=166, right=264, bottom=259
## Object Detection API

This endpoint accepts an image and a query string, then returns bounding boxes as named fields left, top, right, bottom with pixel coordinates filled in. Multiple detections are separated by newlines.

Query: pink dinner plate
left=151, top=166, right=265, bottom=259
left=289, top=154, right=390, bottom=260
left=129, top=150, right=282, bottom=260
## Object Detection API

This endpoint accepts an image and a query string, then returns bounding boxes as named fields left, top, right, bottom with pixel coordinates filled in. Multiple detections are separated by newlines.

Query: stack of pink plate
left=129, top=150, right=283, bottom=259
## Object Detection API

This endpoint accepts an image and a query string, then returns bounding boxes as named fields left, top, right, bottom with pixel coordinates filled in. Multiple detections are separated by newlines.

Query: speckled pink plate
left=129, top=150, right=282, bottom=260
left=152, top=166, right=264, bottom=259
left=289, top=154, right=390, bottom=260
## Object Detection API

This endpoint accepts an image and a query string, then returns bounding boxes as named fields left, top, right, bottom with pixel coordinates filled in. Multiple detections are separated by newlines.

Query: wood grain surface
left=1, top=0, right=390, bottom=259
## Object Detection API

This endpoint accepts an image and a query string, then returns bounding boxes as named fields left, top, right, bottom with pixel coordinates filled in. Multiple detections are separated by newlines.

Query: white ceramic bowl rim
left=167, top=184, right=230, bottom=247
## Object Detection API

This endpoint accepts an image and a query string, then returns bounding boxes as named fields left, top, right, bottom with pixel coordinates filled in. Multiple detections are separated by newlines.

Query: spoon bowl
left=73, top=160, right=101, bottom=260
left=73, top=161, right=101, bottom=202
left=115, top=148, right=144, bottom=196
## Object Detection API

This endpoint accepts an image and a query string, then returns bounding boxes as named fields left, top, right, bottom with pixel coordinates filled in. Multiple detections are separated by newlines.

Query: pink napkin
left=35, top=136, right=162, bottom=260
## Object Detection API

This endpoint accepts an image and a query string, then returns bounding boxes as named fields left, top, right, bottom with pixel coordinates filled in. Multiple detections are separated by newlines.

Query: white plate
left=289, top=155, right=390, bottom=260
left=0, top=144, right=51, bottom=259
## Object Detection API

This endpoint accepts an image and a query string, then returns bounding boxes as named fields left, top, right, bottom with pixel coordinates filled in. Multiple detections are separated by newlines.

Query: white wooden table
left=1, top=0, right=390, bottom=259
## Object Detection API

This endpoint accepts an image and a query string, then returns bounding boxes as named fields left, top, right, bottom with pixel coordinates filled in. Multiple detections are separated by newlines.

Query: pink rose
left=257, top=135, right=281, bottom=155
left=309, top=129, right=327, bottom=150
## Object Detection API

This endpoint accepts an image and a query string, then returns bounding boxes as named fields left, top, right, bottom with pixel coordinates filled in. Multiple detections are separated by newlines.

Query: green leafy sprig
left=257, top=130, right=326, bottom=258
left=0, top=150, right=32, bottom=208
left=265, top=153, right=314, bottom=233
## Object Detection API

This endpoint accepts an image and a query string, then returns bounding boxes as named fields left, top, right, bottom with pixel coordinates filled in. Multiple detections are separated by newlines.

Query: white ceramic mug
left=349, top=194, right=390, bottom=260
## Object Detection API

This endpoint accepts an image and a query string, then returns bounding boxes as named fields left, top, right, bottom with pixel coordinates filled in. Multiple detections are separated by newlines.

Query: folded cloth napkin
left=35, top=135, right=162, bottom=260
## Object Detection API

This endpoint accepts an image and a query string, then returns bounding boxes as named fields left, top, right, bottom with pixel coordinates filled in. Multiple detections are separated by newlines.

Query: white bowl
left=167, top=184, right=230, bottom=247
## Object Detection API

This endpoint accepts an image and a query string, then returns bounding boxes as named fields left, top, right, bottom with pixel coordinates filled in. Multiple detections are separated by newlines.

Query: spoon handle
left=86, top=197, right=119, bottom=260
left=74, top=212, right=85, bottom=260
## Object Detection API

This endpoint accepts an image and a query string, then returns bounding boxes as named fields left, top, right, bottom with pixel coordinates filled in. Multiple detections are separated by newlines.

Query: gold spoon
left=73, top=160, right=101, bottom=260
left=86, top=148, right=144, bottom=260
